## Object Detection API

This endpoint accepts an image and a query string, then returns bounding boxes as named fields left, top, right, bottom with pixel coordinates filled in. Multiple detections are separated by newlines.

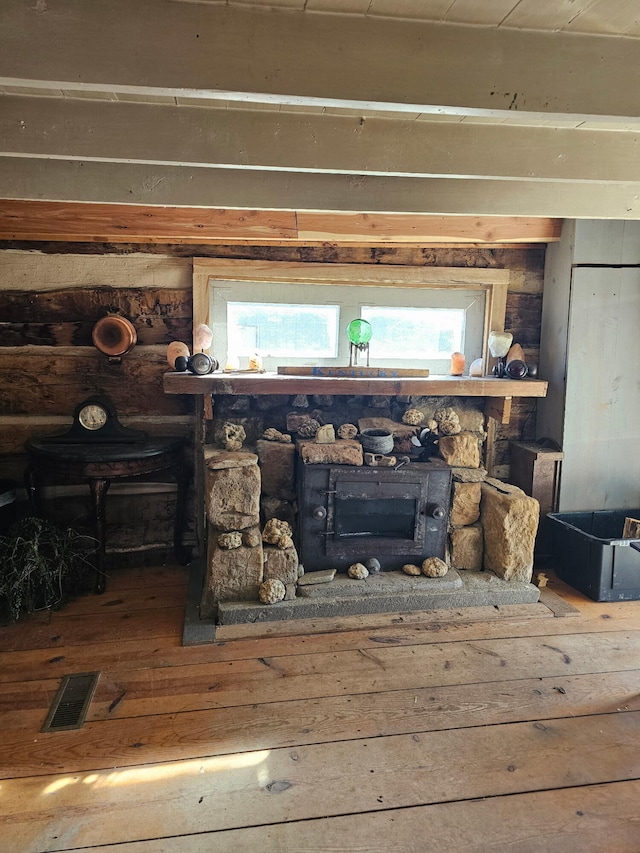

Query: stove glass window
left=335, top=497, right=417, bottom=539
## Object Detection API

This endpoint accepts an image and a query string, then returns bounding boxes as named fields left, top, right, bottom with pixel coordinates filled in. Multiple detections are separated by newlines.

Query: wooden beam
left=2, top=2, right=640, bottom=123
left=485, top=396, right=513, bottom=425
left=3, top=95, right=640, bottom=183
left=0, top=200, right=561, bottom=245
left=0, top=201, right=297, bottom=243
left=296, top=214, right=560, bottom=244
left=163, top=372, right=548, bottom=399
left=3, top=157, right=640, bottom=218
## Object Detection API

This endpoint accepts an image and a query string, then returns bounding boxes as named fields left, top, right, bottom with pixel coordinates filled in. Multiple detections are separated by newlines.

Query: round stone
left=217, top=531, right=242, bottom=550
left=421, top=557, right=449, bottom=578
left=348, top=562, right=369, bottom=580
left=259, top=578, right=286, bottom=604
left=365, top=558, right=381, bottom=573
left=402, top=408, right=423, bottom=426
left=337, top=423, right=358, bottom=440
left=402, top=563, right=422, bottom=576
left=263, top=518, right=293, bottom=544
left=242, top=530, right=261, bottom=548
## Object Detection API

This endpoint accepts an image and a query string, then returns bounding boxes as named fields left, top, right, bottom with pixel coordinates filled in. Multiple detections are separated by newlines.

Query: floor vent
left=41, top=672, right=100, bottom=732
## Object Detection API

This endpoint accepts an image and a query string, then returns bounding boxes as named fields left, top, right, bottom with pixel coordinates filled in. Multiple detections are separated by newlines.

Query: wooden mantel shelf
left=163, top=371, right=547, bottom=401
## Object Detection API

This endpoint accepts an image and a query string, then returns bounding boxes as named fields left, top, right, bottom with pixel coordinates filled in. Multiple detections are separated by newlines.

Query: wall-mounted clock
left=43, top=395, right=148, bottom=444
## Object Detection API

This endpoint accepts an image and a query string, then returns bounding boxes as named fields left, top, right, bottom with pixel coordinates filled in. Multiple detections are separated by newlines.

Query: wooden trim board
left=192, top=258, right=510, bottom=368
left=0, top=200, right=561, bottom=246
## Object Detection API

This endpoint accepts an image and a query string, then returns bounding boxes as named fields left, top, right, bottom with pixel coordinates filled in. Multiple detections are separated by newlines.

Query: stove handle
left=427, top=504, right=446, bottom=520
left=312, top=505, right=327, bottom=521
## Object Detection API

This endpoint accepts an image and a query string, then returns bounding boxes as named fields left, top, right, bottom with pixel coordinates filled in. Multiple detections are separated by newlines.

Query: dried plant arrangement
left=0, top=517, right=96, bottom=622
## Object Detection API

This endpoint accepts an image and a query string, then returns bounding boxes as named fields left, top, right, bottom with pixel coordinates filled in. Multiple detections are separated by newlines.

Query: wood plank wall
left=0, top=242, right=544, bottom=555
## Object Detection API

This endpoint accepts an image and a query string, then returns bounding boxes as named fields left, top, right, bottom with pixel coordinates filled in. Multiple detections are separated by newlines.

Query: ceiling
left=215, top=0, right=640, bottom=38
left=1, top=0, right=640, bottom=219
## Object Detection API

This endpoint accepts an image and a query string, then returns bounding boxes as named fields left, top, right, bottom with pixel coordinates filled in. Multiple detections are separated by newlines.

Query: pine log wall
left=0, top=242, right=544, bottom=558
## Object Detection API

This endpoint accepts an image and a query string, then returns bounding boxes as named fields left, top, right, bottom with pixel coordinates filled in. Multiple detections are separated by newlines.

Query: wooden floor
left=1, top=563, right=639, bottom=852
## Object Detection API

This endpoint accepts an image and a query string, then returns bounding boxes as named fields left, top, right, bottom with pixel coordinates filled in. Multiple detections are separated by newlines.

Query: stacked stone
left=200, top=449, right=263, bottom=618
left=480, top=478, right=540, bottom=583
left=256, top=433, right=297, bottom=529
left=438, top=409, right=540, bottom=583
left=261, top=517, right=301, bottom=601
left=437, top=423, right=486, bottom=572
left=449, top=469, right=485, bottom=571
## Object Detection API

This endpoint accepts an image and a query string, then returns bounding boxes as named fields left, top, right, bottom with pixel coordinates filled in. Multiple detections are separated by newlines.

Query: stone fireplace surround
left=163, top=373, right=547, bottom=628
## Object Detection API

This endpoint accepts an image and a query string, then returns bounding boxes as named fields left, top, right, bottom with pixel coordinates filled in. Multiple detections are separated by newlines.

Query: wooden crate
left=509, top=440, right=563, bottom=555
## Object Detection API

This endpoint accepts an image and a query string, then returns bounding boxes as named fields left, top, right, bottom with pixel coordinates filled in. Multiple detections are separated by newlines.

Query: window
left=361, top=306, right=465, bottom=361
left=226, top=302, right=340, bottom=359
left=212, top=279, right=484, bottom=373
left=193, top=259, right=510, bottom=374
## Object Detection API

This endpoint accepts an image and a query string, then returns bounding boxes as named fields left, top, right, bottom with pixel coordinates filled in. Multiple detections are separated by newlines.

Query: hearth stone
left=450, top=481, right=481, bottom=526
left=297, top=569, right=337, bottom=586
left=297, top=569, right=463, bottom=598
left=263, top=543, right=299, bottom=585
left=206, top=457, right=261, bottom=531
left=450, top=524, right=484, bottom=571
left=216, top=569, right=540, bottom=625
left=205, top=448, right=258, bottom=470
left=297, top=438, right=363, bottom=466
left=260, top=495, right=296, bottom=528
left=481, top=480, right=539, bottom=582
left=451, top=467, right=488, bottom=483
left=201, top=523, right=263, bottom=617
left=256, top=439, right=295, bottom=499
left=438, top=432, right=481, bottom=468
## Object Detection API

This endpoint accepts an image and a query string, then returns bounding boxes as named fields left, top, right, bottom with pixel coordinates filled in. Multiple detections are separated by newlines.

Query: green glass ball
left=347, top=319, right=372, bottom=345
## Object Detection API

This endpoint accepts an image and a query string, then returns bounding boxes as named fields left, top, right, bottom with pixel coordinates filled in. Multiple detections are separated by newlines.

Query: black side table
left=25, top=437, right=191, bottom=593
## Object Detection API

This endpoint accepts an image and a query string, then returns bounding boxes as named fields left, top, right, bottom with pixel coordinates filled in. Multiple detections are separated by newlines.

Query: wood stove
left=296, top=459, right=452, bottom=572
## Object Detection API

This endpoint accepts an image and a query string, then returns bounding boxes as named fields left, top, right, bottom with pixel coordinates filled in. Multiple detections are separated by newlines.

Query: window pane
left=227, top=302, right=339, bottom=358
left=361, top=306, right=465, bottom=359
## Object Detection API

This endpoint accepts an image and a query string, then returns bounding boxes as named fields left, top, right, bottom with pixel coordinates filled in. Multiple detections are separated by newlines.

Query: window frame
left=193, top=259, right=509, bottom=371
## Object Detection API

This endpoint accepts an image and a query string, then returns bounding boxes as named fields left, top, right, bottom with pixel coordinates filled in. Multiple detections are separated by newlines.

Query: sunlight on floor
left=41, top=749, right=271, bottom=796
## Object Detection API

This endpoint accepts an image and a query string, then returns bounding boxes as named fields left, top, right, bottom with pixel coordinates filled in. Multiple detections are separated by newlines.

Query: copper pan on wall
left=92, top=314, right=137, bottom=360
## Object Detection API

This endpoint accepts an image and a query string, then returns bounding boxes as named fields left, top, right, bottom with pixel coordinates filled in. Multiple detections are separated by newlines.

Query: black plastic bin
left=547, top=508, right=640, bottom=601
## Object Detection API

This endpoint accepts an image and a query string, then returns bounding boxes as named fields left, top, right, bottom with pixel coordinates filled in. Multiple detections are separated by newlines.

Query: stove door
left=327, top=470, right=427, bottom=556
left=297, top=461, right=451, bottom=571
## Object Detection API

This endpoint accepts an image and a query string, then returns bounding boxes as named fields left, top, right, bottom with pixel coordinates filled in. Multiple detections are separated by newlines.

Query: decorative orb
left=166, top=340, right=190, bottom=368
left=193, top=323, right=213, bottom=352
left=174, top=355, right=188, bottom=372
left=347, top=319, right=372, bottom=345
left=469, top=358, right=484, bottom=377
left=505, top=359, right=528, bottom=379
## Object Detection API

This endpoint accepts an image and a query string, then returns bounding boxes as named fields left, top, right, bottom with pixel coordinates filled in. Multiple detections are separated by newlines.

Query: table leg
left=89, top=477, right=110, bottom=594
left=24, top=464, right=43, bottom=517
